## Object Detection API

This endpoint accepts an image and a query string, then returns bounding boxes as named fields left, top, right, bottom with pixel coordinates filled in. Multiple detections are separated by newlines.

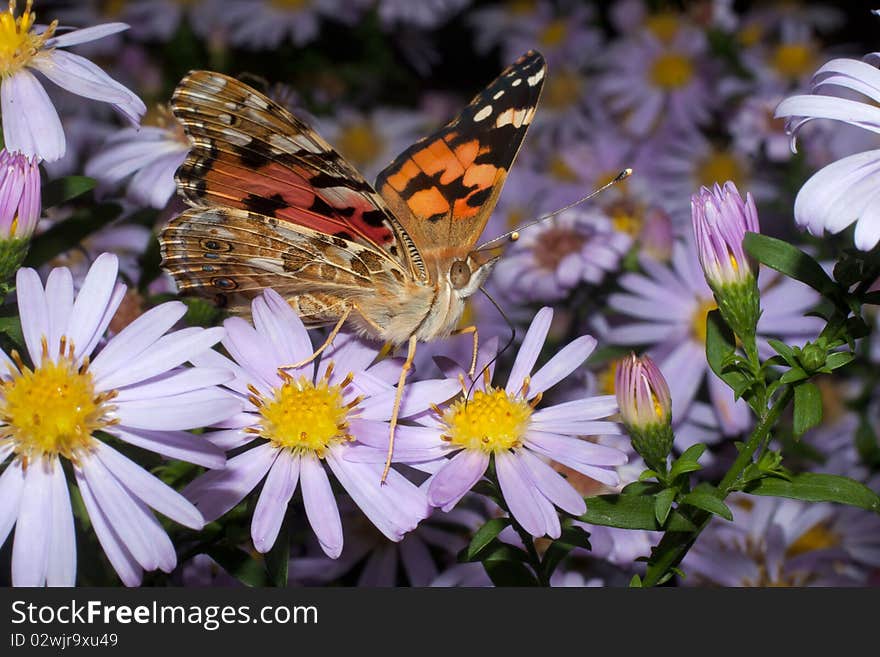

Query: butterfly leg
left=279, top=307, right=351, bottom=372
left=381, top=335, right=418, bottom=484
left=450, top=325, right=479, bottom=378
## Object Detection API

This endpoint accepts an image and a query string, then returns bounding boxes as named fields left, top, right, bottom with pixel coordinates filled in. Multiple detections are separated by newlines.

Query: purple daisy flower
left=0, top=252, right=233, bottom=586
left=183, top=289, right=456, bottom=559
left=0, top=148, right=39, bottom=238
left=606, top=239, right=823, bottom=433
left=289, top=502, right=484, bottom=587
left=362, top=307, right=627, bottom=539
left=0, top=1, right=145, bottom=162
left=493, top=208, right=632, bottom=304
left=596, top=27, right=714, bottom=138
left=213, top=0, right=367, bottom=50
left=683, top=495, right=880, bottom=586
left=86, top=108, right=190, bottom=209
left=776, top=54, right=880, bottom=249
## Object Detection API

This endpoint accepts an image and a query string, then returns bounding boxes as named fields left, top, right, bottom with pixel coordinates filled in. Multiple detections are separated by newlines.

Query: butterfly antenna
left=464, top=287, right=517, bottom=404
left=474, top=168, right=633, bottom=253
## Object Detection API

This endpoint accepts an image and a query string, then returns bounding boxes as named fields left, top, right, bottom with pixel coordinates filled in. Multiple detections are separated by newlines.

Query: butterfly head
left=448, top=253, right=499, bottom=299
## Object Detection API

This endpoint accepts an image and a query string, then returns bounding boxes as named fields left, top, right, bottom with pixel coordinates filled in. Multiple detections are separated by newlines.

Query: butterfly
left=159, top=50, right=546, bottom=479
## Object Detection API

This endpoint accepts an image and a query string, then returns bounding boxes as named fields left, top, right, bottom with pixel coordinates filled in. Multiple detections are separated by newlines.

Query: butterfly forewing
left=375, top=50, right=546, bottom=263
left=170, top=70, right=426, bottom=280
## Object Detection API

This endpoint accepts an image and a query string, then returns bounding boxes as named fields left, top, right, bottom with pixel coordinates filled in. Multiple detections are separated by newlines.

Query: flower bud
left=615, top=354, right=674, bottom=473
left=691, top=181, right=761, bottom=340
left=0, top=149, right=41, bottom=288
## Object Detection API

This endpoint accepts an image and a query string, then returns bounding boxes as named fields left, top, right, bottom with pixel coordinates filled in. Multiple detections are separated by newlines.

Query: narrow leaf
left=745, top=473, right=880, bottom=512
left=743, top=232, right=837, bottom=299
left=41, top=175, right=96, bottom=209
left=580, top=494, right=697, bottom=531
left=464, top=517, right=510, bottom=561
left=793, top=382, right=823, bottom=437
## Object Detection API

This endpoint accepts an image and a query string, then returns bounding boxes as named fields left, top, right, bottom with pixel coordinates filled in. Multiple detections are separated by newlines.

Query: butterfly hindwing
left=170, top=71, right=426, bottom=280
left=161, top=207, right=405, bottom=322
left=375, top=50, right=545, bottom=261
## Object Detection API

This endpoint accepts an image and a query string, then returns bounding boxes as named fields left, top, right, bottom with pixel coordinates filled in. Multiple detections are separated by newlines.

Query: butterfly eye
left=449, top=260, right=472, bottom=289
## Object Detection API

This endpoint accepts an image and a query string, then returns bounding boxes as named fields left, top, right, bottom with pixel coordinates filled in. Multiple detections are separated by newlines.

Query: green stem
left=641, top=385, right=793, bottom=587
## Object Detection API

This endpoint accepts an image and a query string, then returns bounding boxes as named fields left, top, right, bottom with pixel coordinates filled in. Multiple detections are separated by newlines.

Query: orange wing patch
left=376, top=50, right=546, bottom=259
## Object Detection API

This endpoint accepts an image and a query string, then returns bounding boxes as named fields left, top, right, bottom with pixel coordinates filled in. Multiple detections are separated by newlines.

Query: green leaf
left=767, top=338, right=797, bottom=364
left=793, top=381, right=823, bottom=437
left=670, top=443, right=706, bottom=480
left=780, top=367, right=808, bottom=384
left=629, top=574, right=643, bottom=588
left=680, top=487, right=733, bottom=521
left=706, top=310, right=750, bottom=393
left=265, top=521, right=290, bottom=587
left=823, top=352, right=854, bottom=371
left=41, top=175, right=96, bottom=209
left=580, top=494, right=697, bottom=531
left=464, top=517, right=510, bottom=561
left=23, top=203, right=123, bottom=267
left=653, top=488, right=676, bottom=525
left=206, top=547, right=267, bottom=587
left=743, top=232, right=838, bottom=299
left=745, top=473, right=880, bottom=512
left=540, top=526, right=591, bottom=579
left=479, top=542, right=538, bottom=587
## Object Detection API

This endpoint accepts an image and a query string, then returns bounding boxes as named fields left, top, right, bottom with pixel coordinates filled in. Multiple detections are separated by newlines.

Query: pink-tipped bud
left=615, top=354, right=673, bottom=472
left=691, top=181, right=759, bottom=288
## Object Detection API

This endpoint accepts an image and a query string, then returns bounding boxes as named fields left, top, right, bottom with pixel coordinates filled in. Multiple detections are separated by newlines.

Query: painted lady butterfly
left=159, top=50, right=546, bottom=478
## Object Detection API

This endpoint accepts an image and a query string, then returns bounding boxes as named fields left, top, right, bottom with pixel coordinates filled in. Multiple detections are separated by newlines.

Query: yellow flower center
left=253, top=367, right=356, bottom=458
left=336, top=120, right=384, bottom=169
left=440, top=386, right=535, bottom=453
left=645, top=12, right=680, bottom=44
left=543, top=69, right=583, bottom=110
left=771, top=43, right=816, bottom=79
left=598, top=360, right=618, bottom=396
left=698, top=149, right=745, bottom=189
left=737, top=23, right=763, bottom=48
left=269, top=0, right=309, bottom=10
left=785, top=522, right=840, bottom=559
left=539, top=19, right=567, bottom=47
left=548, top=155, right=578, bottom=182
left=0, top=339, right=115, bottom=462
left=649, top=52, right=694, bottom=90
left=508, top=0, right=537, bottom=15
left=606, top=198, right=643, bottom=237
left=0, top=0, right=56, bottom=78
left=690, top=298, right=717, bottom=344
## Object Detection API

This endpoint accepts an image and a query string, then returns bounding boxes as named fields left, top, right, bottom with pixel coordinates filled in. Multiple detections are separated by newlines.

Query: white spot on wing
left=527, top=68, right=545, bottom=86
left=473, top=105, right=493, bottom=122
left=493, top=90, right=504, bottom=99
left=511, top=78, right=522, bottom=87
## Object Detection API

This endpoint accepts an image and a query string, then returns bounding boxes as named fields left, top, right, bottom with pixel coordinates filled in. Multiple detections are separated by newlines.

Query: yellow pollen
left=0, top=342, right=111, bottom=462
left=506, top=206, right=526, bottom=230
left=543, top=69, right=583, bottom=110
left=598, top=360, right=618, bottom=396
left=606, top=198, right=643, bottom=237
left=257, top=371, right=354, bottom=457
left=0, top=1, right=57, bottom=78
left=690, top=298, right=717, bottom=344
left=539, top=19, right=567, bottom=47
left=269, top=0, right=309, bottom=9
left=548, top=155, right=578, bottom=182
left=737, top=23, right=763, bottom=48
left=645, top=12, right=680, bottom=44
left=649, top=52, right=694, bottom=90
left=771, top=43, right=816, bottom=79
left=440, top=387, right=533, bottom=453
left=785, top=522, right=840, bottom=558
left=336, top=120, right=384, bottom=169
left=698, top=149, right=745, bottom=189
